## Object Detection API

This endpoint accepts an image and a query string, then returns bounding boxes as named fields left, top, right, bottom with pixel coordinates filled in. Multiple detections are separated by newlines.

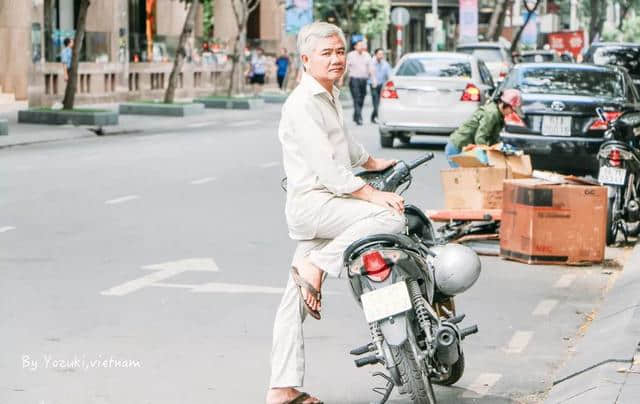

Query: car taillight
left=362, top=251, right=392, bottom=282
left=460, top=83, right=481, bottom=102
left=504, top=112, right=525, bottom=127
left=499, top=71, right=507, bottom=79
left=381, top=81, right=398, bottom=99
left=609, top=149, right=622, bottom=167
left=590, top=111, right=622, bottom=130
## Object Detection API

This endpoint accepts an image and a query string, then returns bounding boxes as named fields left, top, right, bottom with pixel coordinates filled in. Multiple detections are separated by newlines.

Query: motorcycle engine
left=430, top=244, right=481, bottom=296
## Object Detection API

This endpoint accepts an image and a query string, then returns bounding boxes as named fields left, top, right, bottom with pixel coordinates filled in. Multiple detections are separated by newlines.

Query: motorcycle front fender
left=379, top=313, right=409, bottom=347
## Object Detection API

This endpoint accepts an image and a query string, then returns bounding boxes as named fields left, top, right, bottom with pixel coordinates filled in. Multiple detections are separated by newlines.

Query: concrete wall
left=0, top=0, right=31, bottom=99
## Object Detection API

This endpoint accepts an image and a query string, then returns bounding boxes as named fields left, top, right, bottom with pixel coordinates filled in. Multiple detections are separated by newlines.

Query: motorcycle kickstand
left=370, top=372, right=395, bottom=404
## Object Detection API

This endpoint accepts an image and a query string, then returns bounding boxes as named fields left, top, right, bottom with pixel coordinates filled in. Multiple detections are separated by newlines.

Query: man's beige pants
left=269, top=198, right=406, bottom=388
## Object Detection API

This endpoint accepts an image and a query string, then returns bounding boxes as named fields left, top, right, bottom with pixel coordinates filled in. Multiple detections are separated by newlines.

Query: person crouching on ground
left=266, top=21, right=406, bottom=404
left=444, top=89, right=523, bottom=167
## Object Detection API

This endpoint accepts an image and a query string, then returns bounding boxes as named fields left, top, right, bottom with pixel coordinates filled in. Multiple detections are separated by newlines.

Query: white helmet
left=432, top=244, right=481, bottom=296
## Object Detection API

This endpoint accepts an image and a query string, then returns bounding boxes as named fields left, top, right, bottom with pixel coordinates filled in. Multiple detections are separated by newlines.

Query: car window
left=521, top=53, right=555, bottom=63
left=396, top=57, right=472, bottom=78
left=478, top=61, right=494, bottom=86
left=457, top=48, right=504, bottom=63
left=593, top=46, right=640, bottom=76
left=506, top=67, right=626, bottom=98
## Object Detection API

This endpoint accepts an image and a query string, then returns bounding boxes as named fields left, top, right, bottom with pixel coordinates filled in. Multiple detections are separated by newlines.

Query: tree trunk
left=62, top=0, right=90, bottom=110
left=510, top=0, right=541, bottom=53
left=227, top=25, right=246, bottom=97
left=589, top=0, right=606, bottom=43
left=487, top=0, right=508, bottom=41
left=164, top=0, right=199, bottom=104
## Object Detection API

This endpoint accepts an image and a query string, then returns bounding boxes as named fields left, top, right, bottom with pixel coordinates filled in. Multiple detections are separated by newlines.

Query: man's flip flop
left=284, top=392, right=324, bottom=404
left=291, top=266, right=322, bottom=320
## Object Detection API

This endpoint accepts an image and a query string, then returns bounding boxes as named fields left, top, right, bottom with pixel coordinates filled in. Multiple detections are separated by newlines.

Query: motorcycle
left=344, top=153, right=481, bottom=404
left=596, top=108, right=640, bottom=244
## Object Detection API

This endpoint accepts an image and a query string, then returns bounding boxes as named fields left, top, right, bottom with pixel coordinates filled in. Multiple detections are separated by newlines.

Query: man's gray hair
left=297, top=22, right=347, bottom=56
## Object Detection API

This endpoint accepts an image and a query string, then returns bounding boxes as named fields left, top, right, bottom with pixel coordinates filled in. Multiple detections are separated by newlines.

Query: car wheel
left=380, top=131, right=394, bottom=148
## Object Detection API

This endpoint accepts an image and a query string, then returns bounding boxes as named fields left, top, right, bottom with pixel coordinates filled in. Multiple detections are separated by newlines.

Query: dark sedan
left=499, top=63, right=640, bottom=175
left=583, top=42, right=640, bottom=93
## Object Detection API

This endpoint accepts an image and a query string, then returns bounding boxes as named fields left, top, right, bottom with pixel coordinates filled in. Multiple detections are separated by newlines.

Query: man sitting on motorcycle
left=266, top=22, right=406, bottom=404
left=444, top=89, right=523, bottom=167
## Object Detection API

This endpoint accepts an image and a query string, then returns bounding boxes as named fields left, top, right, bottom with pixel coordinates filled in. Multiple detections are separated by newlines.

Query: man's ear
left=300, top=54, right=309, bottom=72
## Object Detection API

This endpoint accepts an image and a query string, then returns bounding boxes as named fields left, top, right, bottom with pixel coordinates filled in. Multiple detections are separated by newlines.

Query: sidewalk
left=544, top=242, right=640, bottom=403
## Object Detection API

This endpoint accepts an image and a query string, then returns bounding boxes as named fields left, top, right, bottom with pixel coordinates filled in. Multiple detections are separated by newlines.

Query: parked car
left=378, top=52, right=496, bottom=147
left=499, top=63, right=640, bottom=175
left=583, top=42, right=640, bottom=93
left=519, top=50, right=561, bottom=63
left=455, top=42, right=513, bottom=83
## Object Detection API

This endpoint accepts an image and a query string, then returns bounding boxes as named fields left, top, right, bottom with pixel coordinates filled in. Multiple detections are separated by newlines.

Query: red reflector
left=499, top=71, right=507, bottom=78
left=609, top=149, right=622, bottom=167
left=362, top=251, right=391, bottom=282
left=505, top=112, right=525, bottom=127
left=590, top=111, right=622, bottom=130
left=381, top=80, right=398, bottom=99
left=460, top=83, right=481, bottom=102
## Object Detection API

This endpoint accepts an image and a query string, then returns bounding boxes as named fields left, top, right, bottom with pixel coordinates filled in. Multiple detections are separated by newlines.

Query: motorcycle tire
left=606, top=195, right=617, bottom=245
left=433, top=352, right=465, bottom=386
left=628, top=222, right=640, bottom=237
left=391, top=342, right=437, bottom=404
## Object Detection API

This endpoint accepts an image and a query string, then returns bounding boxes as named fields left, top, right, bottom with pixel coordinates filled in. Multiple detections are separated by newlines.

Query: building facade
left=0, top=0, right=290, bottom=107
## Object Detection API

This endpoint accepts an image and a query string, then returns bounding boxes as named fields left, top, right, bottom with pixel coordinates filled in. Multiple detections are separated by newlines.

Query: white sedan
left=378, top=52, right=496, bottom=147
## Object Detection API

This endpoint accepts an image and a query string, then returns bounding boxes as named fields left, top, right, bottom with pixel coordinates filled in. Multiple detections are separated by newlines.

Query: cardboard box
left=441, top=152, right=532, bottom=210
left=500, top=179, right=607, bottom=265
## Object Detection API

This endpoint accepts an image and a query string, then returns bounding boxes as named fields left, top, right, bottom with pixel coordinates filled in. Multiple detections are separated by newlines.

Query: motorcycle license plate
left=361, top=282, right=413, bottom=323
left=542, top=116, right=572, bottom=136
left=598, top=166, right=626, bottom=185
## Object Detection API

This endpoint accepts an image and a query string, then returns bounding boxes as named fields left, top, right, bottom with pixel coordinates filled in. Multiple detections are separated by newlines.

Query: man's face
left=69, top=39, right=74, bottom=48
left=375, top=50, right=384, bottom=61
left=355, top=41, right=364, bottom=53
left=302, top=35, right=346, bottom=84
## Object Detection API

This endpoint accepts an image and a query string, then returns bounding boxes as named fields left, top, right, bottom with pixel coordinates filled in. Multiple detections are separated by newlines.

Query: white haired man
left=266, top=22, right=406, bottom=404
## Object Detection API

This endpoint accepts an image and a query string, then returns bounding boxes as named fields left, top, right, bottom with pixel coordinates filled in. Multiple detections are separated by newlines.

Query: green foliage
left=621, top=14, right=640, bottom=41
left=315, top=0, right=389, bottom=37
left=203, top=0, right=214, bottom=38
left=355, top=0, right=390, bottom=37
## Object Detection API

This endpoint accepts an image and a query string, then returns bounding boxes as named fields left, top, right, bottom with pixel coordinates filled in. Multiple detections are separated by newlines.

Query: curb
left=544, top=243, right=640, bottom=403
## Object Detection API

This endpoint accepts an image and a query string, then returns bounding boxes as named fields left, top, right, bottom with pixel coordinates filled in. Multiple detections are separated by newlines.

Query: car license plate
left=361, top=282, right=413, bottom=323
left=598, top=166, right=626, bottom=185
left=542, top=116, right=572, bottom=136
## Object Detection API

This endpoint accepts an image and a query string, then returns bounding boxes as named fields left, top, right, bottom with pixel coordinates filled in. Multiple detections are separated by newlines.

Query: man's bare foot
left=295, top=258, right=324, bottom=313
left=266, top=387, right=322, bottom=404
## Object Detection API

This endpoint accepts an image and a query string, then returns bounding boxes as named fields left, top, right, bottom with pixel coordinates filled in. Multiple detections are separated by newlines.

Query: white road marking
left=554, top=274, right=576, bottom=288
left=228, top=120, right=260, bottom=127
left=190, top=177, right=216, bottom=185
left=105, top=195, right=139, bottom=205
left=533, top=299, right=559, bottom=316
left=0, top=226, right=16, bottom=233
left=462, top=373, right=502, bottom=398
left=190, top=282, right=285, bottom=294
left=260, top=161, right=280, bottom=169
left=505, top=331, right=533, bottom=354
left=101, top=258, right=219, bottom=296
left=188, top=122, right=217, bottom=128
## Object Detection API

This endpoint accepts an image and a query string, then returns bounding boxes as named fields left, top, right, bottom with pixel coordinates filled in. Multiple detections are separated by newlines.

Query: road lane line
left=228, top=120, right=260, bottom=127
left=105, top=195, right=139, bottom=205
left=260, top=161, right=280, bottom=169
left=533, top=299, right=558, bottom=316
left=554, top=274, right=576, bottom=288
left=188, top=122, right=218, bottom=128
left=190, top=177, right=216, bottom=185
left=101, top=267, right=187, bottom=296
left=462, top=373, right=502, bottom=398
left=0, top=226, right=16, bottom=233
left=505, top=331, right=533, bottom=354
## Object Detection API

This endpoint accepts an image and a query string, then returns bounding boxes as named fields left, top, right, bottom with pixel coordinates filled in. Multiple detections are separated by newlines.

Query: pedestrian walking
left=369, top=48, right=391, bottom=124
left=343, top=40, right=374, bottom=125
left=61, top=37, right=73, bottom=82
left=249, top=47, right=266, bottom=95
left=275, top=48, right=290, bottom=90
left=444, top=89, right=523, bottom=167
left=266, top=21, right=405, bottom=404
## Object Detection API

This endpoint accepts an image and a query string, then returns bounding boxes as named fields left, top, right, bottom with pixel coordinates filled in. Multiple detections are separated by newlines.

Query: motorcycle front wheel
left=606, top=192, right=620, bottom=245
left=391, top=342, right=437, bottom=404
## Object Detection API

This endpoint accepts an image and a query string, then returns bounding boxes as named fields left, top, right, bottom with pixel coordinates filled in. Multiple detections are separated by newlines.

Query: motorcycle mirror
left=595, top=107, right=607, bottom=122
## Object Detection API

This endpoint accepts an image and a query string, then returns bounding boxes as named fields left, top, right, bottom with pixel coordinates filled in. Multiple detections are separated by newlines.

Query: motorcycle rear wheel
left=391, top=342, right=437, bottom=404
left=433, top=352, right=465, bottom=386
left=606, top=195, right=618, bottom=245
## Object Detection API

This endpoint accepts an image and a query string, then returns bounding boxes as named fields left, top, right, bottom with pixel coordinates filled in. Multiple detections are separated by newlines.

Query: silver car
left=378, top=52, right=496, bottom=147
left=456, top=42, right=513, bottom=83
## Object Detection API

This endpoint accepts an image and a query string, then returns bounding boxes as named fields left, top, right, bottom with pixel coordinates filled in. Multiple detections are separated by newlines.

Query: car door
left=477, top=60, right=496, bottom=101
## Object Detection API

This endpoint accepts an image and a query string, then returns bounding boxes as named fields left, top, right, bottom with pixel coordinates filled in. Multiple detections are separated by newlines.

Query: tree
left=62, top=0, right=91, bottom=110
left=617, top=0, right=640, bottom=30
left=487, top=0, right=510, bottom=42
left=510, top=0, right=542, bottom=54
left=227, top=0, right=260, bottom=97
left=315, top=0, right=389, bottom=45
left=164, top=0, right=200, bottom=104
left=588, top=0, right=606, bottom=44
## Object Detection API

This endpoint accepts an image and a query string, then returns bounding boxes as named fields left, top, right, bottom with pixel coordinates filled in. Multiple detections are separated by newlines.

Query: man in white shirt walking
left=345, top=40, right=374, bottom=125
left=266, top=22, right=406, bottom=404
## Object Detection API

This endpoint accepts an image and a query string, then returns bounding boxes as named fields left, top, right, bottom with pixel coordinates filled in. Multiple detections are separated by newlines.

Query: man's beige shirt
left=279, top=73, right=370, bottom=240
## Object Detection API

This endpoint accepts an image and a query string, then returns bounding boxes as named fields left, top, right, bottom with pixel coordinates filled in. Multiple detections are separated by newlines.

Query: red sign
left=547, top=30, right=585, bottom=58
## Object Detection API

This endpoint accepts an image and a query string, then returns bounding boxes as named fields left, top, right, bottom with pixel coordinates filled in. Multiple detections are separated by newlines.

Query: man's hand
left=362, top=156, right=396, bottom=171
left=351, top=184, right=404, bottom=214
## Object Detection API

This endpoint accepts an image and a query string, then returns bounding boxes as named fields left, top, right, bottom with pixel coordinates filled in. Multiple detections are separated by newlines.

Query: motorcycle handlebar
left=407, top=153, right=435, bottom=170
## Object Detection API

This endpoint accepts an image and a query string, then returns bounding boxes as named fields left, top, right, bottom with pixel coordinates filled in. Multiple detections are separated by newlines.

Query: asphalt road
left=0, top=103, right=628, bottom=404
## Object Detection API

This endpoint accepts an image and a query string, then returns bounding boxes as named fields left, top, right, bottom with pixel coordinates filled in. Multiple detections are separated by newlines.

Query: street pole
left=431, top=0, right=438, bottom=51
left=570, top=0, right=578, bottom=31
left=396, top=25, right=403, bottom=65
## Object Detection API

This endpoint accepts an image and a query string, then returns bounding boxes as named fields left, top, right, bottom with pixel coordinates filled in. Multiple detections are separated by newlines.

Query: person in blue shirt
left=61, top=37, right=74, bottom=82
left=275, top=47, right=290, bottom=90
left=370, top=48, right=391, bottom=123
